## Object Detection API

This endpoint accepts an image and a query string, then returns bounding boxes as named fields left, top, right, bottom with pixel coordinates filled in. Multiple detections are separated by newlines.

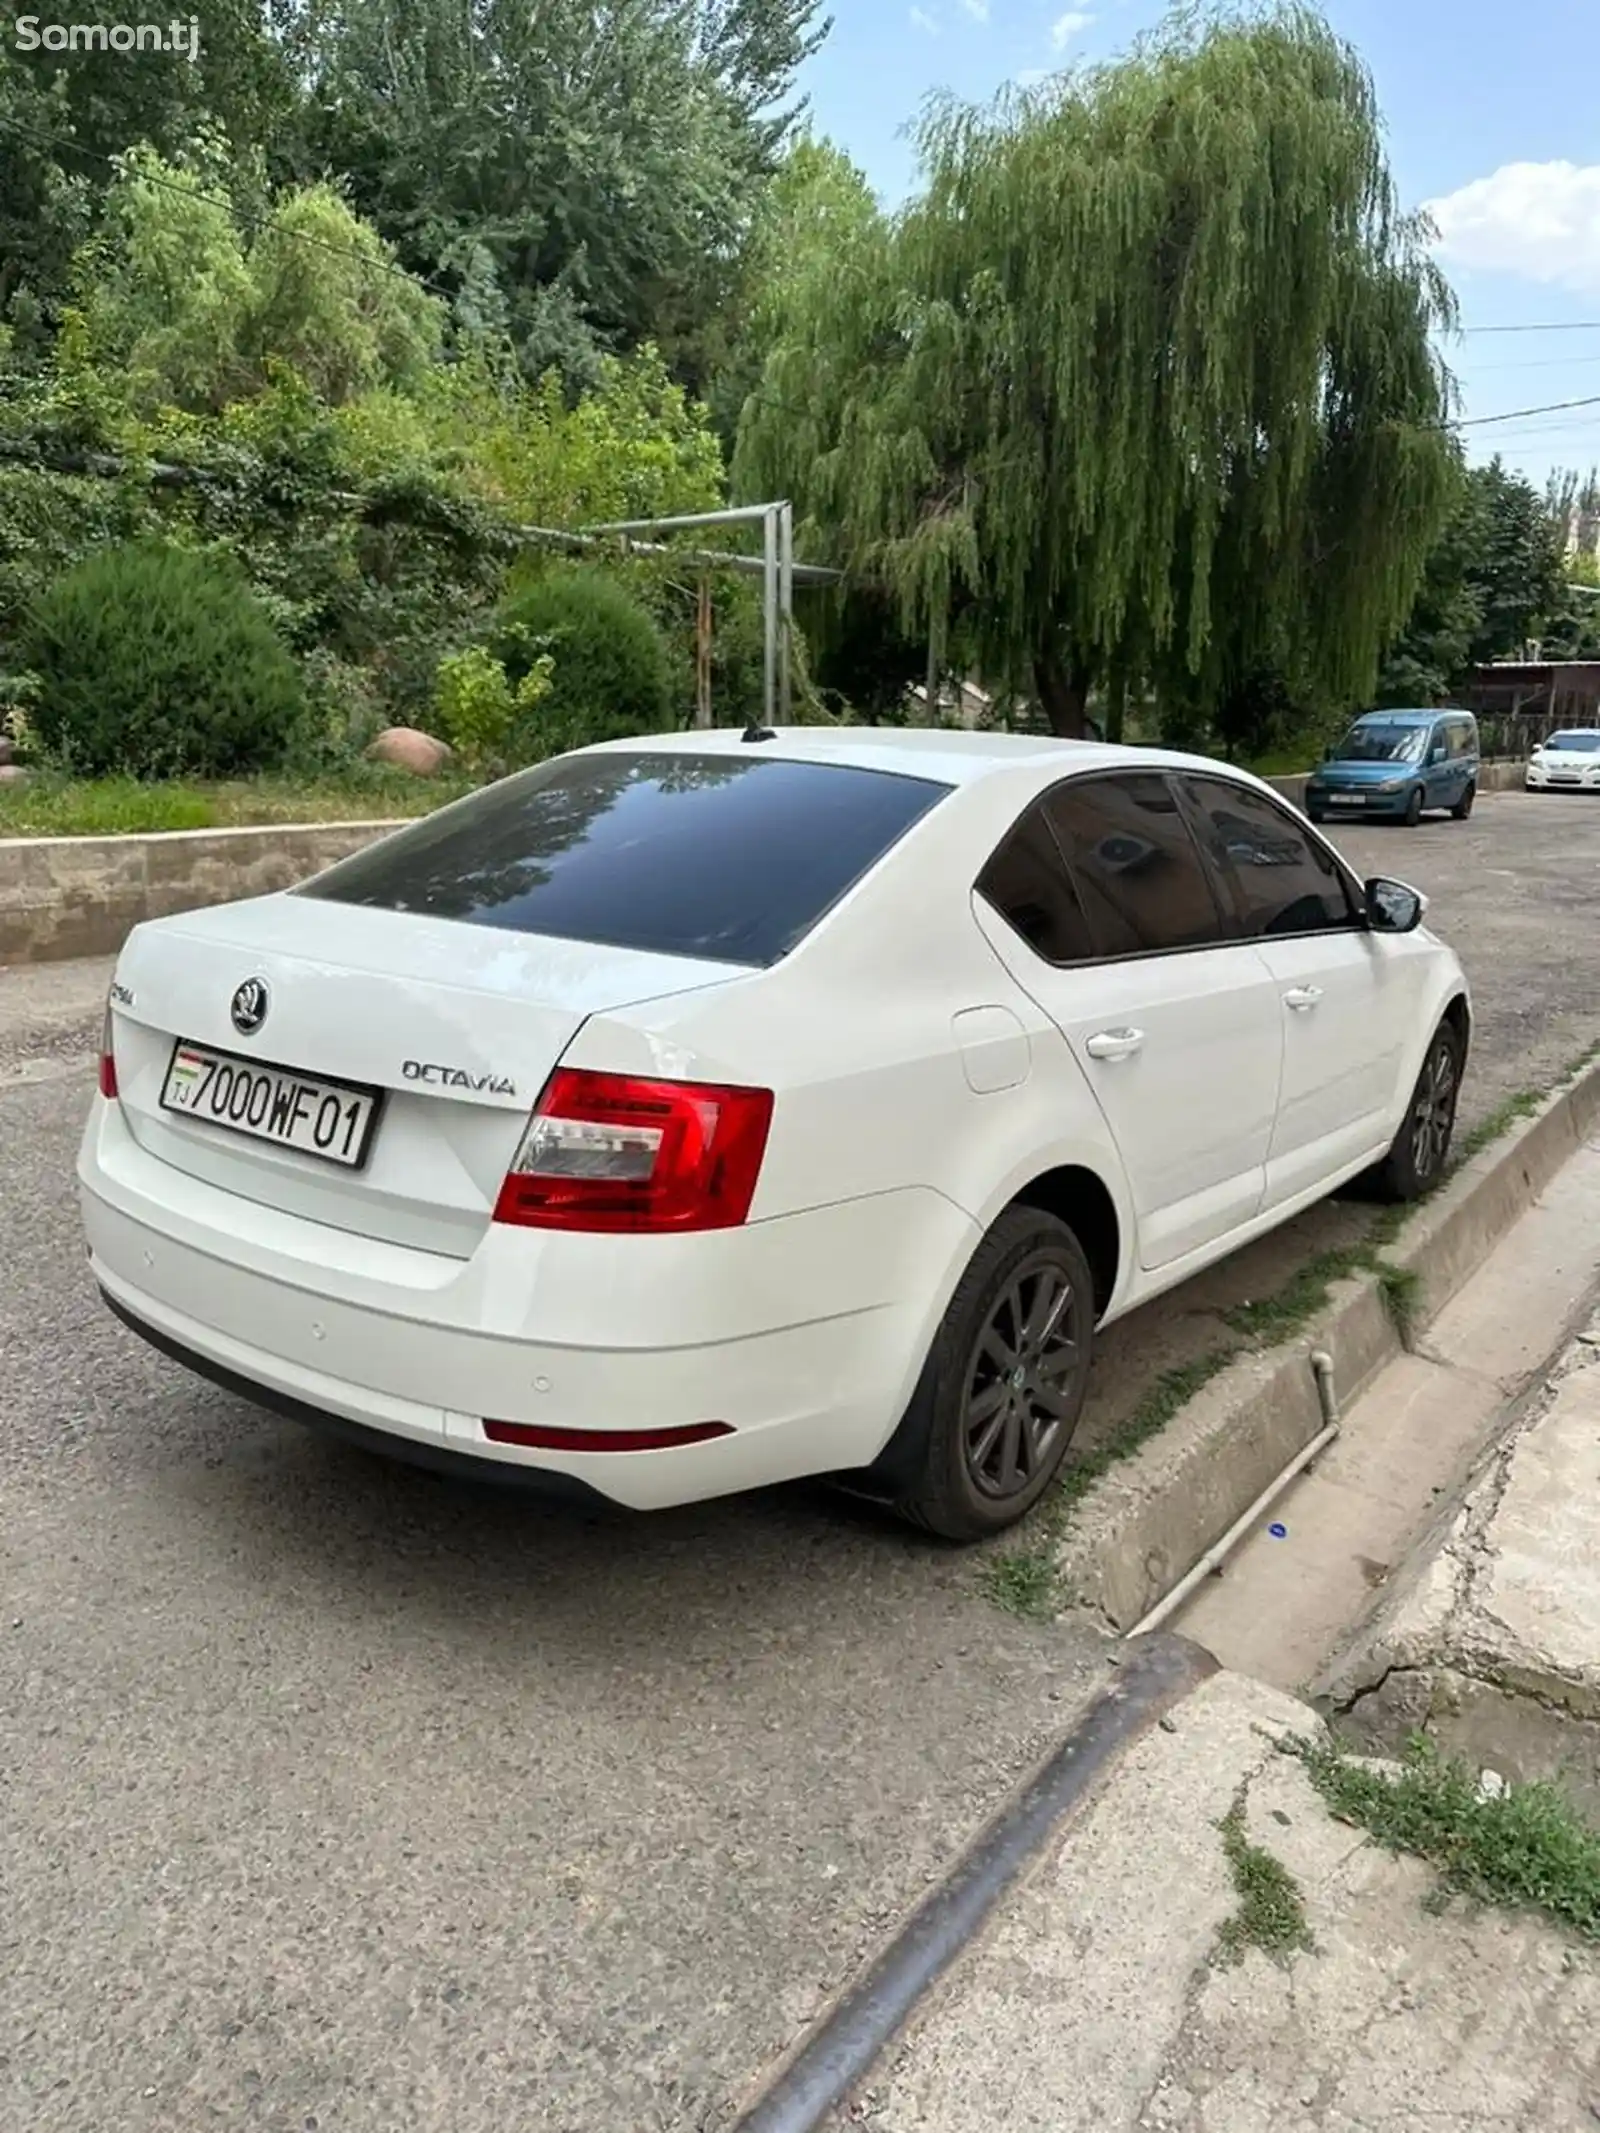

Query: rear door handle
left=1284, top=986, right=1323, bottom=1011
left=1085, top=1027, right=1145, bottom=1061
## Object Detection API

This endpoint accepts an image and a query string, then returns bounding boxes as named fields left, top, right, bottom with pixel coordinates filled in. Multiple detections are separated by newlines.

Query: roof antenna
left=741, top=719, right=777, bottom=743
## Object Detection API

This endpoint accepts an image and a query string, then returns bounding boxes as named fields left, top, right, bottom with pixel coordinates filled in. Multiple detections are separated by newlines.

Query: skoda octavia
left=80, top=730, right=1469, bottom=1539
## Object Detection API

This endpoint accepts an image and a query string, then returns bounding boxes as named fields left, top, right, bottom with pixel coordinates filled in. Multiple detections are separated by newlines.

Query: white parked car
left=1525, top=730, right=1600, bottom=791
left=80, top=730, right=1469, bottom=1540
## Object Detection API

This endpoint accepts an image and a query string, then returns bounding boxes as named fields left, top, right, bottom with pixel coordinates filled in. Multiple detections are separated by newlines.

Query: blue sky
left=799, top=0, right=1600, bottom=484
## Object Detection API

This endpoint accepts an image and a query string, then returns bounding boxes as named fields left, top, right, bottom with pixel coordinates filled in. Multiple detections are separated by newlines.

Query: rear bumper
left=80, top=1095, right=976, bottom=1512
left=102, top=1291, right=609, bottom=1505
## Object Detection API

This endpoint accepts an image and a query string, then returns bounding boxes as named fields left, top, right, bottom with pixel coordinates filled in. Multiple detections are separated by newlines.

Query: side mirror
left=1365, top=876, right=1425, bottom=934
left=1429, top=744, right=1447, bottom=765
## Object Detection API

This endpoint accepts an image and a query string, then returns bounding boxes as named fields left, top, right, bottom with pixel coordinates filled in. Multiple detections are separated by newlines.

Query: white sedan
left=1525, top=730, right=1600, bottom=791
left=80, top=729, right=1469, bottom=1540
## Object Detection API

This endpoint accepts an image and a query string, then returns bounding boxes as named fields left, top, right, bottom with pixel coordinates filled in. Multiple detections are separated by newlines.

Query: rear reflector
left=493, top=1068, right=773, bottom=1233
left=98, top=1006, right=118, bottom=1100
left=482, top=1419, right=733, bottom=1453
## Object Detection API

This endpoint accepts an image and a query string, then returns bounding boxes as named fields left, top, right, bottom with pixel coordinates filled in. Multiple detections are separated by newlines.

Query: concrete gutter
left=729, top=1633, right=1217, bottom=2133
left=1316, top=1302, right=1600, bottom=1814
left=0, top=820, right=400, bottom=966
left=1061, top=1055, right=1600, bottom=1631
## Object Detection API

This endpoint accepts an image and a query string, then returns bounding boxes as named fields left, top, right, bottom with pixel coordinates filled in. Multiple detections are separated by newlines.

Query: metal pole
left=778, top=502, right=794, bottom=721
left=582, top=504, right=783, bottom=535
left=696, top=573, right=713, bottom=730
left=762, top=504, right=779, bottom=730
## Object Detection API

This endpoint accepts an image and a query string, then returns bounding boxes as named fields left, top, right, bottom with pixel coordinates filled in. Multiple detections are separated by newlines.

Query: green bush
left=434, top=644, right=555, bottom=775
left=24, top=539, right=306, bottom=778
left=492, top=566, right=673, bottom=753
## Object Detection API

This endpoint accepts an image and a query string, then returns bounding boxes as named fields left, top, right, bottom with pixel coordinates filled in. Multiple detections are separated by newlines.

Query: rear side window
left=976, top=804, right=1095, bottom=963
left=299, top=751, right=949, bottom=966
left=1043, top=773, right=1225, bottom=956
left=1184, top=778, right=1355, bottom=937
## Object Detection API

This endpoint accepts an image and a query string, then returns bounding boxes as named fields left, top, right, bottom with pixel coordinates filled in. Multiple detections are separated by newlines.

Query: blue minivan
left=1304, top=707, right=1479, bottom=828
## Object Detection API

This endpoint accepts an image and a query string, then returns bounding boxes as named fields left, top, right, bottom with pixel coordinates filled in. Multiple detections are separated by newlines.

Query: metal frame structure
left=581, top=502, right=834, bottom=728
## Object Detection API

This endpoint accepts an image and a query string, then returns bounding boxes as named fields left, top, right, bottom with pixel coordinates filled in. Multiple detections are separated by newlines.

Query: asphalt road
left=3, top=789, right=1597, bottom=2132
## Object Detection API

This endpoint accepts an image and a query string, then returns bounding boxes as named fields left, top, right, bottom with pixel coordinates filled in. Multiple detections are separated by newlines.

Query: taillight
left=493, top=1068, right=773, bottom=1233
left=98, top=1006, right=118, bottom=1101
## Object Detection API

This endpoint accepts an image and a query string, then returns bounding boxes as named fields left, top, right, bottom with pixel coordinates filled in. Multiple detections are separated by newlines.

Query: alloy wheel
left=959, top=1253, right=1086, bottom=1502
left=1409, top=1036, right=1458, bottom=1182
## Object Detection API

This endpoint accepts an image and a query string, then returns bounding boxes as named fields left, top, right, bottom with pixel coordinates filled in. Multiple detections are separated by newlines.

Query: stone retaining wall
left=0, top=759, right=1539, bottom=969
left=0, top=821, right=399, bottom=967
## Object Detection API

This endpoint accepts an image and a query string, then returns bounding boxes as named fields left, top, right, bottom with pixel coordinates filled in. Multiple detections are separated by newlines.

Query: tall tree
left=289, top=0, right=829, bottom=387
left=735, top=5, right=1457, bottom=737
left=1375, top=457, right=1567, bottom=702
left=0, top=3, right=295, bottom=320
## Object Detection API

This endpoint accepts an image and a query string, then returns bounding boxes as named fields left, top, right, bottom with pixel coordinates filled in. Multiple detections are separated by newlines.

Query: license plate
left=1329, top=794, right=1365, bottom=806
left=160, top=1042, right=381, bottom=1169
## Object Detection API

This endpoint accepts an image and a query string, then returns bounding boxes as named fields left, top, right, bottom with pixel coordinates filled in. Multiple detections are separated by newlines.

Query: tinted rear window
left=298, top=751, right=950, bottom=966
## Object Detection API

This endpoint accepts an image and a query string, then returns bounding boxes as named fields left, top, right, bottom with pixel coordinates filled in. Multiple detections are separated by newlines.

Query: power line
left=1459, top=320, right=1600, bottom=337
left=1454, top=393, right=1600, bottom=429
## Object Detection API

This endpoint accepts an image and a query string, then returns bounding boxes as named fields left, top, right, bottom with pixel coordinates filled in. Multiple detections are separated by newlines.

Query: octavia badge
left=230, top=978, right=269, bottom=1036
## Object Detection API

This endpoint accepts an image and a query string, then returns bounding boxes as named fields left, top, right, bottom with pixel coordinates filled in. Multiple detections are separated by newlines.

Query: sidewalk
left=834, top=1671, right=1600, bottom=2133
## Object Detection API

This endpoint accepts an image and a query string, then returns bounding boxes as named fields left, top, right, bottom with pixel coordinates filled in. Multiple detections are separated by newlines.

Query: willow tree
left=734, top=5, right=1460, bottom=737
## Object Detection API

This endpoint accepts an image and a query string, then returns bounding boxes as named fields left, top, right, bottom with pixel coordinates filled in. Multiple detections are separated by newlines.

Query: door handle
left=1085, top=1026, right=1145, bottom=1061
left=1284, top=986, right=1323, bottom=1011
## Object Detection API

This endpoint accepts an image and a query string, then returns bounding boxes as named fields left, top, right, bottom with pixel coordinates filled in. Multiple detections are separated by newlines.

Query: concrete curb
left=728, top=1633, right=1218, bottom=2133
left=0, top=819, right=402, bottom=966
left=1060, top=1056, right=1600, bottom=1633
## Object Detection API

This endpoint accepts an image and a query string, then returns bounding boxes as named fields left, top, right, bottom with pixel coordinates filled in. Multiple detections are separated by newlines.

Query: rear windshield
left=1334, top=721, right=1429, bottom=764
left=297, top=750, right=950, bottom=966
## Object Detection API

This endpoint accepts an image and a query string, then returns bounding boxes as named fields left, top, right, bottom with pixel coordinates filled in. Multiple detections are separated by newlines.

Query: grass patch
left=0, top=767, right=473, bottom=838
left=1453, top=1041, right=1600, bottom=1169
left=1296, top=1734, right=1600, bottom=1943
left=1223, top=1205, right=1405, bottom=1346
left=1215, top=1790, right=1314, bottom=1966
left=981, top=1347, right=1240, bottom=1619
left=980, top=1546, right=1060, bottom=1618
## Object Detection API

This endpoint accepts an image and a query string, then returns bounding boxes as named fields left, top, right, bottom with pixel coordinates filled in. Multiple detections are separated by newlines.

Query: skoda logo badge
left=230, top=978, right=269, bottom=1036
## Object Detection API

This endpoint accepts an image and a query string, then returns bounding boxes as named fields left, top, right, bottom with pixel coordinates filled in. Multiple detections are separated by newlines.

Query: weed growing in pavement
left=982, top=1348, right=1239, bottom=1619
left=1452, top=1039, right=1600, bottom=1170
left=980, top=1546, right=1059, bottom=1618
left=1215, top=1790, right=1314, bottom=1966
left=1294, top=1734, right=1600, bottom=1942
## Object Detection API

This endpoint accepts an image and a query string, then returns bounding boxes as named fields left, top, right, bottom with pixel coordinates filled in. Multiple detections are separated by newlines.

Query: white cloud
left=909, top=3, right=939, bottom=31
left=1050, top=9, right=1094, bottom=49
left=1426, top=160, right=1600, bottom=294
left=960, top=0, right=990, bottom=18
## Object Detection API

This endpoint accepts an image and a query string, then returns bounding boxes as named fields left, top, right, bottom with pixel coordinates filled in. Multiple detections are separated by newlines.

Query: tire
left=1403, top=785, right=1424, bottom=827
left=890, top=1207, right=1095, bottom=1542
left=1451, top=781, right=1476, bottom=821
left=1307, top=807, right=1327, bottom=827
left=1370, top=1019, right=1464, bottom=1202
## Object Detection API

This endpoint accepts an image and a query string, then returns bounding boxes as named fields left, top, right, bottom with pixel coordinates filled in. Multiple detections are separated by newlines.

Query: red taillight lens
left=483, top=1419, right=733, bottom=1452
left=492, top=1068, right=774, bottom=1233
left=98, top=1006, right=118, bottom=1101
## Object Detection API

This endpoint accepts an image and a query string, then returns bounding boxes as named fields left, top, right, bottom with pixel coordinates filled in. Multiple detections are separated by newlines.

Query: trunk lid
left=110, top=894, right=751, bottom=1257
